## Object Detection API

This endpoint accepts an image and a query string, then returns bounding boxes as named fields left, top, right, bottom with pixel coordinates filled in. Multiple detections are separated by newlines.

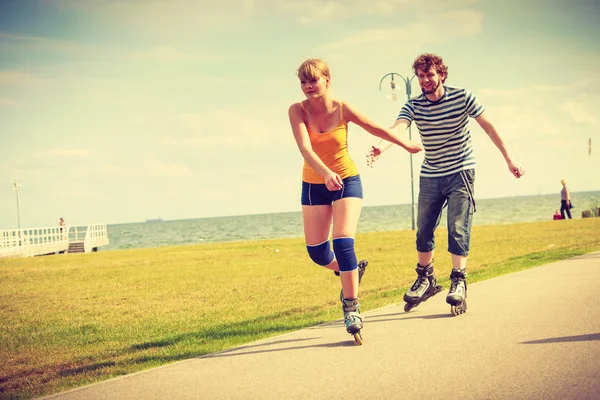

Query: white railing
left=0, top=224, right=109, bottom=258
left=84, top=224, right=109, bottom=253
left=1, top=226, right=68, bottom=258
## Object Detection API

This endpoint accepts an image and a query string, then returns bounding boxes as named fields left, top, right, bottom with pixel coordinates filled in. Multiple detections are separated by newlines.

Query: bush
left=587, top=200, right=599, bottom=217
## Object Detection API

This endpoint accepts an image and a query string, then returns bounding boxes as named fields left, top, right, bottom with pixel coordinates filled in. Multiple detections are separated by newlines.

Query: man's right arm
left=367, top=118, right=412, bottom=167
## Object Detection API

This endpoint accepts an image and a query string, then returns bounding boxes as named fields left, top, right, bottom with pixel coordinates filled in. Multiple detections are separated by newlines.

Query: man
left=560, top=179, right=572, bottom=219
left=368, top=53, right=525, bottom=315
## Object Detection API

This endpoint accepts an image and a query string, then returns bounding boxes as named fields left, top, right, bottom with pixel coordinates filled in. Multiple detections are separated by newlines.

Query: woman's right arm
left=288, top=103, right=343, bottom=190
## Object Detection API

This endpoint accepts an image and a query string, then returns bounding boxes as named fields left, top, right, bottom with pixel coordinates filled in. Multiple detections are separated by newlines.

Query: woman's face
left=300, top=73, right=329, bottom=98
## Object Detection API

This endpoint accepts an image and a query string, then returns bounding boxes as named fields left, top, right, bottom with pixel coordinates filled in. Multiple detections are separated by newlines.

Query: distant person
left=553, top=209, right=563, bottom=220
left=59, top=217, right=66, bottom=239
left=367, top=53, right=525, bottom=316
left=560, top=179, right=572, bottom=219
left=288, top=58, right=422, bottom=343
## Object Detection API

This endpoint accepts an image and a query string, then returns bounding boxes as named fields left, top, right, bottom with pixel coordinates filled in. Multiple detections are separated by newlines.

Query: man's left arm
left=475, top=111, right=525, bottom=179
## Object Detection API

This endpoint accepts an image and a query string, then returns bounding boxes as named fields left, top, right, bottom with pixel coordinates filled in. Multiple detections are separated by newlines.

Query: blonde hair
left=561, top=179, right=566, bottom=185
left=297, top=59, right=330, bottom=81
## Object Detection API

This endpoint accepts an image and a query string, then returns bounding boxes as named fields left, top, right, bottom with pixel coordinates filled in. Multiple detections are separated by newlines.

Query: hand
left=508, top=161, right=525, bottom=178
left=366, top=146, right=382, bottom=168
left=404, top=140, right=423, bottom=154
left=324, top=172, right=343, bottom=191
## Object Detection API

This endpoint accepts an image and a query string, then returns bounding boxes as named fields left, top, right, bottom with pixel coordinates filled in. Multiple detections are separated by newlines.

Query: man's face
left=417, top=67, right=444, bottom=95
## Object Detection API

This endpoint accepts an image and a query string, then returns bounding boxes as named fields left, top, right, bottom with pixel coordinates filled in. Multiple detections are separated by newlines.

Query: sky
left=1, top=0, right=599, bottom=228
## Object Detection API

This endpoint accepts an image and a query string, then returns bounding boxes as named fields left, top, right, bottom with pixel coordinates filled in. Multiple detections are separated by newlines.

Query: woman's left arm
left=344, top=102, right=421, bottom=154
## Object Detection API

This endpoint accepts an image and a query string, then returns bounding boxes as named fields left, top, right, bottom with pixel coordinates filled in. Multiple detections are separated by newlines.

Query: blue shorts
left=301, top=175, right=363, bottom=206
left=416, top=169, right=476, bottom=257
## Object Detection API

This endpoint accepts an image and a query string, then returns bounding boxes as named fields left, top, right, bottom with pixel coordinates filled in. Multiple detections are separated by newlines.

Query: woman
left=560, top=179, right=572, bottom=219
left=288, top=59, right=422, bottom=342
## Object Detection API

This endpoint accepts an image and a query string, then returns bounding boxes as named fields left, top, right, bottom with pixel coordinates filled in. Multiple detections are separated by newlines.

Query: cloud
left=9, top=148, right=192, bottom=181
left=53, top=0, right=256, bottom=38
left=274, top=0, right=480, bottom=24
left=0, top=98, right=21, bottom=108
left=318, top=10, right=483, bottom=51
left=7, top=149, right=96, bottom=171
left=142, top=160, right=193, bottom=179
left=144, top=109, right=291, bottom=150
left=560, top=101, right=597, bottom=124
left=0, top=70, right=46, bottom=86
left=1, top=33, right=225, bottom=69
left=0, top=33, right=88, bottom=54
left=471, top=78, right=600, bottom=182
left=127, top=46, right=221, bottom=62
left=128, top=46, right=196, bottom=62
left=480, top=80, right=599, bottom=134
left=51, top=0, right=482, bottom=37
left=481, top=79, right=598, bottom=99
left=40, top=149, right=91, bottom=158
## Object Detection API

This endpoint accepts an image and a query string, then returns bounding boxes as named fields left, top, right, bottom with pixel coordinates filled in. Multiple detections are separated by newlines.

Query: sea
left=105, top=191, right=600, bottom=252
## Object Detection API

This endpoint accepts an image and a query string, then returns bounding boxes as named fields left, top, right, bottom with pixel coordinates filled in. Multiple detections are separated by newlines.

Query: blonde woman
left=288, top=59, right=421, bottom=343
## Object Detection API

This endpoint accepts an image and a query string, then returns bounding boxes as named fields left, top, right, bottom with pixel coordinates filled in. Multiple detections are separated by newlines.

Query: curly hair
left=412, top=53, right=448, bottom=83
left=297, top=59, right=330, bottom=81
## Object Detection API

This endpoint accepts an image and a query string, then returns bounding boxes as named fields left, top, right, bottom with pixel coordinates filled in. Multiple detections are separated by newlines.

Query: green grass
left=1, top=218, right=599, bottom=399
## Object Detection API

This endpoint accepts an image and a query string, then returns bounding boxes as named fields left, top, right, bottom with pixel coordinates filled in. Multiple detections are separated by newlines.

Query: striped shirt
left=397, top=85, right=485, bottom=177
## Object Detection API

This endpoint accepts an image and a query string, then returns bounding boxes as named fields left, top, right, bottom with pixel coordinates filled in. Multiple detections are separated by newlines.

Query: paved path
left=41, top=252, right=600, bottom=400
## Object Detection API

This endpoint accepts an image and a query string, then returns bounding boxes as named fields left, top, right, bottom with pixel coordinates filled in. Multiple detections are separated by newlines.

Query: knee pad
left=306, top=241, right=334, bottom=266
left=332, top=237, right=357, bottom=272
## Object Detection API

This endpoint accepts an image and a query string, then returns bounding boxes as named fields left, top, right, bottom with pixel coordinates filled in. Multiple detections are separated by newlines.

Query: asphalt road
left=41, top=252, right=600, bottom=400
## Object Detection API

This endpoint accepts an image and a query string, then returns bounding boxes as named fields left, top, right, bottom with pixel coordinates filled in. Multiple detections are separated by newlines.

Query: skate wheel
left=404, top=302, right=414, bottom=312
left=450, top=302, right=467, bottom=316
left=353, top=332, right=363, bottom=345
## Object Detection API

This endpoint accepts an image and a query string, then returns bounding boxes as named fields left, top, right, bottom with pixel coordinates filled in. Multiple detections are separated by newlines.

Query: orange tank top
left=301, top=101, right=359, bottom=184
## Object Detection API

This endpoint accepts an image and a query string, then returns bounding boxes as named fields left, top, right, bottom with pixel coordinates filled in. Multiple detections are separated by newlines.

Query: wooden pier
left=0, top=224, right=109, bottom=258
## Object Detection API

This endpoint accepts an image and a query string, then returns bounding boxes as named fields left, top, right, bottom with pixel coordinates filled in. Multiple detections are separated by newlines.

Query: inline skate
left=446, top=268, right=467, bottom=316
left=403, top=262, right=443, bottom=312
left=342, top=297, right=363, bottom=345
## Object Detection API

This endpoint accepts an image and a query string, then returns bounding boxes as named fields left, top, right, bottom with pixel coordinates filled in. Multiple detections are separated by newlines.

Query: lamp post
left=13, top=180, right=21, bottom=230
left=379, top=72, right=417, bottom=231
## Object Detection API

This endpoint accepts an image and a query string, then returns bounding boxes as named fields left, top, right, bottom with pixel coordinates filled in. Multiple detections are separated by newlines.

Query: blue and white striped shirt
left=397, top=86, right=485, bottom=177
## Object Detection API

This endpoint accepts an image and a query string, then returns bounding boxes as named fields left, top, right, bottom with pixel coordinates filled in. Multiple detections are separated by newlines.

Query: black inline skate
left=446, top=268, right=467, bottom=316
left=403, top=262, right=443, bottom=312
